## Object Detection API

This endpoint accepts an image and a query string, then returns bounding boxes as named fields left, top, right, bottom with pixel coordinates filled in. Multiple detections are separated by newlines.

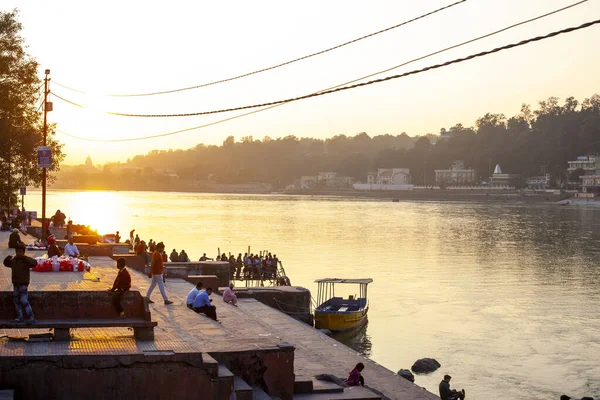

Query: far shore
left=35, top=185, right=576, bottom=204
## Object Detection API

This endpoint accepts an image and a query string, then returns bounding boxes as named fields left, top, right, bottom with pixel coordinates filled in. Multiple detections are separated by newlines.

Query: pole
left=42, top=69, right=49, bottom=239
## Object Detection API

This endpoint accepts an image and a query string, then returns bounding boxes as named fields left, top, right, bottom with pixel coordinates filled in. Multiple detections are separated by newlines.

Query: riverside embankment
left=0, top=231, right=439, bottom=399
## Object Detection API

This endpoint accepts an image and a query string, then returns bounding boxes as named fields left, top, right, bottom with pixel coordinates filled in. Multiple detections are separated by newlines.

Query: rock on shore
left=397, top=369, right=415, bottom=382
left=411, top=358, right=441, bottom=374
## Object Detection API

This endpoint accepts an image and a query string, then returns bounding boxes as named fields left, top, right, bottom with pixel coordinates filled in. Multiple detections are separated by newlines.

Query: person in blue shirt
left=186, top=282, right=204, bottom=309
left=192, top=287, right=218, bottom=320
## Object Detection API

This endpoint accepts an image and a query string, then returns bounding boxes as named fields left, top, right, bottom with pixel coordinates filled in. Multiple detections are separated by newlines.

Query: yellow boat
left=314, top=278, right=372, bottom=332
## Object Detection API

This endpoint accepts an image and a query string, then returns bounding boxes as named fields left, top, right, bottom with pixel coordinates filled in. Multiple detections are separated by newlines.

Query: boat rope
left=272, top=298, right=312, bottom=314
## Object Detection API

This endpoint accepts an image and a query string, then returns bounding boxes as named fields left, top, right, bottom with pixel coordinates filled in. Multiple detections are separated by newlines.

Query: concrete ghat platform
left=1, top=234, right=438, bottom=399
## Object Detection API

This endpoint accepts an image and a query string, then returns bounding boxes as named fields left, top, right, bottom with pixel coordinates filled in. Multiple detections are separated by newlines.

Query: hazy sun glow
left=6, top=0, right=600, bottom=164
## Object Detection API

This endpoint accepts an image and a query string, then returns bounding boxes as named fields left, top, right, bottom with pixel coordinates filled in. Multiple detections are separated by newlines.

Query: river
left=23, top=189, right=600, bottom=399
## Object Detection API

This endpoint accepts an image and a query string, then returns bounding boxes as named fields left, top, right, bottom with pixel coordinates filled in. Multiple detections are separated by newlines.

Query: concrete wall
left=211, top=347, right=295, bottom=400
left=0, top=353, right=216, bottom=400
left=233, top=287, right=312, bottom=325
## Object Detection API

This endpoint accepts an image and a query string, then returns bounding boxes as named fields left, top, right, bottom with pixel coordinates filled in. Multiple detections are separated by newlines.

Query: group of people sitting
left=47, top=236, right=82, bottom=258
left=1, top=209, right=30, bottom=232
left=184, top=281, right=239, bottom=321
left=170, top=249, right=190, bottom=262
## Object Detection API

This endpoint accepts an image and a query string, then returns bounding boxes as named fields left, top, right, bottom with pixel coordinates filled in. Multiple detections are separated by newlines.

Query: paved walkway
left=0, top=232, right=438, bottom=399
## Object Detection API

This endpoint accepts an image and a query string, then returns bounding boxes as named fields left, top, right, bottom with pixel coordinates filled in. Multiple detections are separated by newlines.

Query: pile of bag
left=32, top=255, right=91, bottom=273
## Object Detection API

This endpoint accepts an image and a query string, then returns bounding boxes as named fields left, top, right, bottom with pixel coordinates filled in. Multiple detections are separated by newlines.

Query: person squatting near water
left=108, top=257, right=131, bottom=318
left=192, top=287, right=218, bottom=321
left=439, top=375, right=465, bottom=400
left=345, top=363, right=365, bottom=386
left=146, top=242, right=173, bottom=305
left=4, top=244, right=37, bottom=324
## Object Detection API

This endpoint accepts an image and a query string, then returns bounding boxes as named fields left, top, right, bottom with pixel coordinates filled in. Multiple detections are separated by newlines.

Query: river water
left=24, top=190, right=600, bottom=399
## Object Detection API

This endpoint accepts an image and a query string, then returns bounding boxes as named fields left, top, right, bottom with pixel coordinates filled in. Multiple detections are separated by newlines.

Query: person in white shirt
left=186, top=282, right=204, bottom=309
left=64, top=238, right=80, bottom=257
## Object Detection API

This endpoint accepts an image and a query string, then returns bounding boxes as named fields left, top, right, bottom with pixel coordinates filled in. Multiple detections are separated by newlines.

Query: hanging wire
left=52, top=0, right=468, bottom=97
left=53, top=17, right=600, bottom=119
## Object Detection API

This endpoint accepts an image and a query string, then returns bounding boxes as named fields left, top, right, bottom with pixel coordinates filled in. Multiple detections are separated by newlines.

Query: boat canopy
left=314, top=278, right=373, bottom=284
left=315, top=278, right=372, bottom=307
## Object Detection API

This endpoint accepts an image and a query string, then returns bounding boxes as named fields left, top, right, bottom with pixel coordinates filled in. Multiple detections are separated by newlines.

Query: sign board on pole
left=19, top=186, right=26, bottom=196
left=37, top=146, right=52, bottom=168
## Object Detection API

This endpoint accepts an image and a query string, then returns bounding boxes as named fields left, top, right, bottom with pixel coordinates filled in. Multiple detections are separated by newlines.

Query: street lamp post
left=42, top=69, right=50, bottom=238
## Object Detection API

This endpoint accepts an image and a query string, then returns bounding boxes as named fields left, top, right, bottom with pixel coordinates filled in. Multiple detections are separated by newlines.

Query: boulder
left=397, top=369, right=415, bottom=382
left=411, top=358, right=441, bottom=374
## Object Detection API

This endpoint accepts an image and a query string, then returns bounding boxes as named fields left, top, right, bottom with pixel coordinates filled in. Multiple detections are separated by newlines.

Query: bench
left=0, top=291, right=157, bottom=341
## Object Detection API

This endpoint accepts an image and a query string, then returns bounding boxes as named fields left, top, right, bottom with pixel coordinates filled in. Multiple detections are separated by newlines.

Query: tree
left=0, top=10, right=64, bottom=209
left=569, top=168, right=585, bottom=182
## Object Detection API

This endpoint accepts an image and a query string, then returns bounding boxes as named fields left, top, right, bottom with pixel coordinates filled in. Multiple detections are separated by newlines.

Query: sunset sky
left=6, top=0, right=600, bottom=164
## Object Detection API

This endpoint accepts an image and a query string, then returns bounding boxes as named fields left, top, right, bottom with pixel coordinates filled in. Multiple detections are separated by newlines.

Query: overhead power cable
left=52, top=0, right=467, bottom=97
left=54, top=3, right=595, bottom=142
left=52, top=18, right=600, bottom=119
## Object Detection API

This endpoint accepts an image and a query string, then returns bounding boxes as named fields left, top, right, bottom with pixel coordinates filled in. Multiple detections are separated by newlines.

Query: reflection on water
left=25, top=190, right=600, bottom=400
left=331, top=322, right=372, bottom=357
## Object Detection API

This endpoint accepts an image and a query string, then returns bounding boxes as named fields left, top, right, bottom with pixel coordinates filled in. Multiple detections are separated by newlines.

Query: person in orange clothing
left=145, top=242, right=173, bottom=305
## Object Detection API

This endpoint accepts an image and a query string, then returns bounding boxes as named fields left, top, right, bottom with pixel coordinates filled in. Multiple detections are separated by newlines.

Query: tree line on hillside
left=80, top=93, right=597, bottom=189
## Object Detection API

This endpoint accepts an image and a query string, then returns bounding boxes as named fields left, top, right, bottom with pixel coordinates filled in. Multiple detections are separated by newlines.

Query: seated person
left=345, top=363, right=365, bottom=386
left=108, top=257, right=131, bottom=318
left=47, top=236, right=62, bottom=257
left=179, top=250, right=190, bottom=262
left=8, top=228, right=23, bottom=248
left=192, top=287, right=217, bottom=320
left=186, top=282, right=204, bottom=309
left=222, top=283, right=238, bottom=306
left=439, top=375, right=465, bottom=400
left=169, top=249, right=179, bottom=262
left=199, top=253, right=208, bottom=261
left=64, top=238, right=80, bottom=257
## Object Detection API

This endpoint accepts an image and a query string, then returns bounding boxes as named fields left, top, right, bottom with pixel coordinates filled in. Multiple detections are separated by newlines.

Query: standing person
left=148, top=239, right=156, bottom=253
left=223, top=282, right=238, bottom=306
left=3, top=244, right=37, bottom=323
left=115, top=231, right=121, bottom=244
left=161, top=250, right=168, bottom=263
left=235, top=253, right=243, bottom=279
left=186, top=282, right=204, bottom=309
left=137, top=240, right=149, bottom=267
left=129, top=229, right=135, bottom=248
left=66, top=220, right=73, bottom=240
left=146, top=242, right=173, bottom=305
left=192, top=287, right=217, bottom=320
left=345, top=363, right=365, bottom=387
left=108, top=257, right=131, bottom=318
left=133, top=234, right=140, bottom=252
left=439, top=375, right=465, bottom=400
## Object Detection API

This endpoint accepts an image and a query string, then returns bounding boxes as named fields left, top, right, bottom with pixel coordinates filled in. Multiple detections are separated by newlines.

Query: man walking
left=146, top=242, right=173, bottom=305
left=3, top=244, right=38, bottom=323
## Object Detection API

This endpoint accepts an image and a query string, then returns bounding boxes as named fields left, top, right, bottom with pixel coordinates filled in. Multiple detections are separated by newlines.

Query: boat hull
left=314, top=305, right=369, bottom=332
